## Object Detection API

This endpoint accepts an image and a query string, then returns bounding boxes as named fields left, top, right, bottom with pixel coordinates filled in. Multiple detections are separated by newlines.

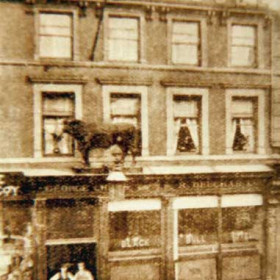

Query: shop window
left=226, top=89, right=265, bottom=155
left=171, top=21, right=201, bottom=65
left=107, top=16, right=139, bottom=62
left=42, top=92, right=75, bottom=156
left=230, top=25, right=257, bottom=67
left=167, top=88, right=209, bottom=156
left=231, top=97, right=257, bottom=153
left=38, top=13, right=73, bottom=59
left=103, top=85, right=149, bottom=156
left=222, top=206, right=263, bottom=245
left=33, top=84, right=82, bottom=158
left=47, top=199, right=94, bottom=240
left=178, top=208, right=218, bottom=247
left=109, top=211, right=161, bottom=251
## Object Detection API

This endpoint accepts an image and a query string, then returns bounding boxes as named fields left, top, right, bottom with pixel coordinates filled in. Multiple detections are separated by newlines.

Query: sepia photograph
left=0, top=0, right=280, bottom=279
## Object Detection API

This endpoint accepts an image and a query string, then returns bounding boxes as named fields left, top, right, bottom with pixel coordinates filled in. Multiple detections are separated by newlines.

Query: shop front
left=0, top=167, right=278, bottom=280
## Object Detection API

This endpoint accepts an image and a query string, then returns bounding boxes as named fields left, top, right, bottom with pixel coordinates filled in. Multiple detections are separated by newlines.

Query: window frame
left=33, top=84, right=82, bottom=158
left=227, top=18, right=264, bottom=69
left=103, top=11, right=146, bottom=63
left=167, top=15, right=208, bottom=67
left=225, top=89, right=265, bottom=155
left=102, top=85, right=149, bottom=157
left=166, top=88, right=209, bottom=156
left=34, top=8, right=79, bottom=61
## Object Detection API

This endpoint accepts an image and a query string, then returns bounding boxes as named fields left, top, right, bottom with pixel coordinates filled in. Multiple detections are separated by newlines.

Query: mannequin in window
left=177, top=119, right=196, bottom=152
left=232, top=119, right=248, bottom=151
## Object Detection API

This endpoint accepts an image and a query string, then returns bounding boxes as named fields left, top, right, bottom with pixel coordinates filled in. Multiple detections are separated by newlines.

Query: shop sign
left=179, top=179, right=261, bottom=190
left=0, top=174, right=20, bottom=196
left=43, top=185, right=90, bottom=193
left=0, top=185, right=20, bottom=196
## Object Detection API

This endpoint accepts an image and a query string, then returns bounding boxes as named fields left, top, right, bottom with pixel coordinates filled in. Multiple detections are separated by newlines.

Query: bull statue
left=63, top=119, right=140, bottom=167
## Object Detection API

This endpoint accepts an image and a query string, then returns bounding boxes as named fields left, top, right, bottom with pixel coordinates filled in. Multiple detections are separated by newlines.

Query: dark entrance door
left=47, top=243, right=97, bottom=280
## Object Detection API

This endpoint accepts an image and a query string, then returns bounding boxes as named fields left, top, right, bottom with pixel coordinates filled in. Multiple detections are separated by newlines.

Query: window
left=173, top=96, right=201, bottom=154
left=231, top=98, right=256, bottom=153
left=171, top=21, right=200, bottom=65
left=42, top=93, right=75, bottom=156
left=38, top=12, right=73, bottom=59
left=33, top=84, right=82, bottom=158
left=109, top=211, right=161, bottom=250
left=173, top=194, right=264, bottom=280
left=167, top=88, right=209, bottom=156
left=108, top=199, right=161, bottom=251
left=226, top=89, right=265, bottom=155
left=230, top=25, right=257, bottom=67
left=103, top=86, right=149, bottom=156
left=107, top=16, right=139, bottom=62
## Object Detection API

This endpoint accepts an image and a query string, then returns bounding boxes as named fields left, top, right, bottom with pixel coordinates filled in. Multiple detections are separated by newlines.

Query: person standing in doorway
left=50, top=263, right=74, bottom=280
left=74, top=262, right=94, bottom=280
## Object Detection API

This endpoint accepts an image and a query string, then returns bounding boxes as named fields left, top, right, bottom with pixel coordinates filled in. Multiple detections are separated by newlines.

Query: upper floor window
left=173, top=96, right=201, bottom=154
left=167, top=88, right=209, bottom=156
left=33, top=84, right=82, bottom=158
left=171, top=21, right=200, bottom=65
left=38, top=12, right=73, bottom=59
left=231, top=98, right=256, bottom=153
left=230, top=25, right=257, bottom=67
left=103, top=85, right=149, bottom=156
left=108, top=16, right=139, bottom=62
left=42, top=92, right=75, bottom=156
left=226, top=89, right=265, bottom=155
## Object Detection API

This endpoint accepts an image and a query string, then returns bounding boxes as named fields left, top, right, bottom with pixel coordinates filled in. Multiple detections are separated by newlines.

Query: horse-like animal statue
left=63, top=119, right=140, bottom=167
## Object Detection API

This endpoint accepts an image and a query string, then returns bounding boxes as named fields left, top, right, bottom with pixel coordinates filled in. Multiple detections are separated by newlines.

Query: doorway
left=47, top=242, right=97, bottom=279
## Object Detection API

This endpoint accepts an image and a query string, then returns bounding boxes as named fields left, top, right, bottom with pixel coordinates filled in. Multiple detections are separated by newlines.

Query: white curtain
left=231, top=119, right=238, bottom=148
left=187, top=118, right=199, bottom=149
left=173, top=119, right=181, bottom=154
left=44, top=118, right=72, bottom=155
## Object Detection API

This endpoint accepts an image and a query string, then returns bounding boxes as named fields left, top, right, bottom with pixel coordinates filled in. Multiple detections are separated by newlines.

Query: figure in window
left=232, top=119, right=248, bottom=151
left=176, top=119, right=197, bottom=152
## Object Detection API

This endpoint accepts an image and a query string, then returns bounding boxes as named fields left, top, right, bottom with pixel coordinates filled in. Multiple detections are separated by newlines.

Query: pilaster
left=97, top=196, right=110, bottom=280
left=33, top=198, right=47, bottom=280
left=266, top=198, right=279, bottom=280
left=161, top=195, right=175, bottom=280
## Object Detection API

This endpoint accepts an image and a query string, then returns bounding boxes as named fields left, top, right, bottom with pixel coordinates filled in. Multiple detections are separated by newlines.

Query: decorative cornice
left=27, top=74, right=88, bottom=84
left=96, top=77, right=153, bottom=86
left=160, top=80, right=271, bottom=89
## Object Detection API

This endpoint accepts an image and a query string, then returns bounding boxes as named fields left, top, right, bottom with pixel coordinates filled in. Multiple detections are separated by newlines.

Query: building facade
left=0, top=0, right=280, bottom=279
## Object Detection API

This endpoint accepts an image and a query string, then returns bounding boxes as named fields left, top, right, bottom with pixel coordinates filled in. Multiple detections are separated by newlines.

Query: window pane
left=232, top=25, right=255, bottom=46
left=232, top=118, right=255, bottom=152
left=40, top=26, right=71, bottom=36
left=232, top=99, right=254, bottom=116
left=108, top=17, right=139, bottom=61
left=173, top=97, right=200, bottom=153
left=47, top=200, right=94, bottom=239
left=40, top=13, right=71, bottom=28
left=172, top=44, right=199, bottom=65
left=110, top=94, right=141, bottom=155
left=43, top=93, right=75, bottom=115
left=109, top=211, right=161, bottom=251
left=172, top=22, right=200, bottom=65
left=222, top=206, right=263, bottom=249
left=39, top=36, right=72, bottom=58
left=174, top=98, right=199, bottom=118
left=108, top=39, right=138, bottom=61
left=231, top=25, right=256, bottom=66
left=43, top=117, right=74, bottom=155
left=231, top=46, right=255, bottom=67
left=178, top=208, right=218, bottom=248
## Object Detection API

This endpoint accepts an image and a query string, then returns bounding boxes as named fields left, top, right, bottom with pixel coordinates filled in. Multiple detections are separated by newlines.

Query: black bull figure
left=63, top=119, right=141, bottom=167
